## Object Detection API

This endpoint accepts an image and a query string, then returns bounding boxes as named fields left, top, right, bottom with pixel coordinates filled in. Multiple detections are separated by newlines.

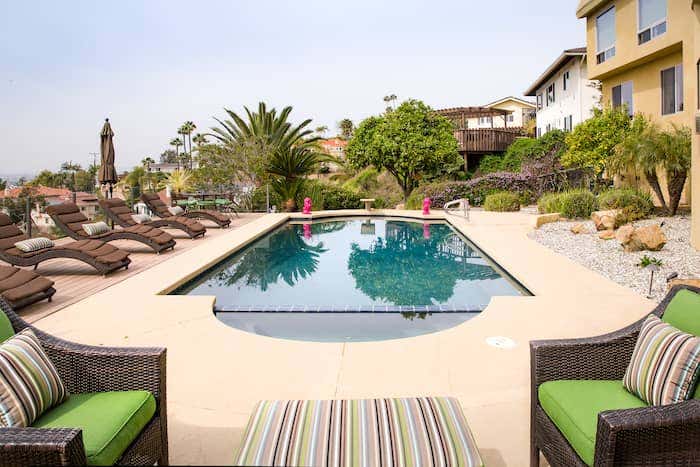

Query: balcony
left=453, top=127, right=523, bottom=154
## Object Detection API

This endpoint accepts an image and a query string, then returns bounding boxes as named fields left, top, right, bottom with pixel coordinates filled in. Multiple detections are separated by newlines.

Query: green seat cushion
left=539, top=380, right=648, bottom=466
left=0, top=309, right=14, bottom=343
left=33, top=391, right=156, bottom=466
left=662, top=289, right=700, bottom=399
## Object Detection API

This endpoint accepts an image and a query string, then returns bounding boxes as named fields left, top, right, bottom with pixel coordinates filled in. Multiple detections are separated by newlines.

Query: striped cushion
left=0, top=329, right=68, bottom=427
left=235, top=397, right=483, bottom=467
left=82, top=221, right=110, bottom=236
left=623, top=315, right=700, bottom=405
left=13, top=237, right=54, bottom=253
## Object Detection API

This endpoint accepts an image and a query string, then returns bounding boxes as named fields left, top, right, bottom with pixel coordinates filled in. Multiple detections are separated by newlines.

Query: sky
left=0, top=0, right=585, bottom=178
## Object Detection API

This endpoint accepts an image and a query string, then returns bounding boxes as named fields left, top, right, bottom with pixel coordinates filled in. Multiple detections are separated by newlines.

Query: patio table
left=234, top=396, right=483, bottom=467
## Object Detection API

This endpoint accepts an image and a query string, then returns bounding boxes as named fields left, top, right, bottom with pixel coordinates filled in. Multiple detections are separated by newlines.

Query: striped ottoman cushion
left=235, top=397, right=483, bottom=467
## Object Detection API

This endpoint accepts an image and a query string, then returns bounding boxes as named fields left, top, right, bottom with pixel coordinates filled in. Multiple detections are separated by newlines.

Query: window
left=536, top=93, right=543, bottom=110
left=507, top=114, right=514, bottom=123
left=546, top=83, right=556, bottom=105
left=536, top=128, right=542, bottom=138
left=638, top=0, right=666, bottom=45
left=596, top=7, right=616, bottom=64
left=661, top=65, right=683, bottom=115
left=563, top=71, right=570, bottom=91
left=478, top=116, right=492, bottom=125
left=564, top=115, right=573, bottom=132
left=612, top=81, right=634, bottom=115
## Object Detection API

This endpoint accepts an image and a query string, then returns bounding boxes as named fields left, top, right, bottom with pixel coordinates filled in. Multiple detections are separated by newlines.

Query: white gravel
left=528, top=215, right=700, bottom=302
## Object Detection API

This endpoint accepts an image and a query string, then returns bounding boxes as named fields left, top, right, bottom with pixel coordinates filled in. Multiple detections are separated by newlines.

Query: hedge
left=483, top=192, right=520, bottom=212
left=537, top=189, right=597, bottom=219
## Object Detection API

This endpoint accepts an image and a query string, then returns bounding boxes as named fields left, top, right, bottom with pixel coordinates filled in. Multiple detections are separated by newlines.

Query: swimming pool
left=173, top=218, right=528, bottom=341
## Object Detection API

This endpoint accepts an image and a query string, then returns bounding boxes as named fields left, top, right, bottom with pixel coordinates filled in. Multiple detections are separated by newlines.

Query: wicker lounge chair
left=530, top=284, right=700, bottom=467
left=46, top=202, right=176, bottom=254
left=0, top=264, right=55, bottom=309
left=142, top=192, right=229, bottom=228
left=0, top=298, right=168, bottom=465
left=99, top=198, right=206, bottom=240
left=0, top=213, right=130, bottom=275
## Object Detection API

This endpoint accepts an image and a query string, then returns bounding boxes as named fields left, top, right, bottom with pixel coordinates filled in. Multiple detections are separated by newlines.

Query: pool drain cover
left=486, top=336, right=516, bottom=349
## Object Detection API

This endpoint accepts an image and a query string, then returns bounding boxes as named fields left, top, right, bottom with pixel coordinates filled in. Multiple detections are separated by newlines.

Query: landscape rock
left=570, top=223, right=586, bottom=234
left=532, top=213, right=560, bottom=229
left=615, top=225, right=634, bottom=244
left=622, top=225, right=667, bottom=252
left=591, top=210, right=619, bottom=231
left=598, top=229, right=616, bottom=240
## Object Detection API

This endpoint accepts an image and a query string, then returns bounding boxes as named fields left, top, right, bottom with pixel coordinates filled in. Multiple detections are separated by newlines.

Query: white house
left=466, top=96, right=536, bottom=129
left=524, top=47, right=601, bottom=136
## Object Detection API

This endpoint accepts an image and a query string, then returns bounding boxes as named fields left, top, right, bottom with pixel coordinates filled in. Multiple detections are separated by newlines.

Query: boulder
left=622, top=225, right=667, bottom=252
left=615, top=225, right=634, bottom=244
left=591, top=210, right=618, bottom=231
left=598, top=229, right=616, bottom=240
left=570, top=223, right=587, bottom=234
left=532, top=213, right=560, bottom=229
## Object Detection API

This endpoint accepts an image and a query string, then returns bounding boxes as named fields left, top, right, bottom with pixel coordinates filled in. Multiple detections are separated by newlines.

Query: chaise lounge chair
left=142, top=192, right=230, bottom=228
left=46, top=202, right=176, bottom=254
left=0, top=298, right=168, bottom=465
left=99, top=198, right=206, bottom=240
left=0, top=264, right=55, bottom=309
left=530, top=284, right=700, bottom=467
left=0, top=213, right=130, bottom=275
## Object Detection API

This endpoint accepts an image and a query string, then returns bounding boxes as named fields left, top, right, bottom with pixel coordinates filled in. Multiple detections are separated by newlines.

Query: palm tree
left=179, top=121, right=196, bottom=169
left=169, top=138, right=183, bottom=169
left=314, top=125, right=328, bottom=138
left=338, top=119, right=354, bottom=139
left=383, top=94, right=397, bottom=112
left=267, top=145, right=326, bottom=211
left=657, top=124, right=691, bottom=216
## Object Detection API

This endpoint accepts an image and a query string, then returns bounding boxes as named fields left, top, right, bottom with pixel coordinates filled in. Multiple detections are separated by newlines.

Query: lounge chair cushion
left=0, top=267, right=54, bottom=304
left=82, top=222, right=110, bottom=236
left=662, top=289, right=700, bottom=337
left=0, top=329, right=69, bottom=427
left=0, top=309, right=13, bottom=343
left=131, top=213, right=151, bottom=224
left=14, top=237, right=54, bottom=253
left=539, top=380, right=648, bottom=466
left=33, top=391, right=156, bottom=466
left=167, top=206, right=184, bottom=216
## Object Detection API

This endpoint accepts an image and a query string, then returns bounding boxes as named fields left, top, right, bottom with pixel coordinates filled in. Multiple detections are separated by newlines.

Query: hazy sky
left=0, top=1, right=585, bottom=176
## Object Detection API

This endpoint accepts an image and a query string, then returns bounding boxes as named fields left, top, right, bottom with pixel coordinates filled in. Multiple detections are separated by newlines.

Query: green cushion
left=662, top=289, right=700, bottom=399
left=539, top=380, right=648, bottom=466
left=0, top=309, right=14, bottom=343
left=33, top=391, right=156, bottom=466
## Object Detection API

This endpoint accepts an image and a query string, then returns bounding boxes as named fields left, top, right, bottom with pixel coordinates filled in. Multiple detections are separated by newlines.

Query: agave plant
left=162, top=168, right=193, bottom=194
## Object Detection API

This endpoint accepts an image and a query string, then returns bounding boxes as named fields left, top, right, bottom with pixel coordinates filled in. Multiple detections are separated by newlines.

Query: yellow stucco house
left=576, top=0, right=700, bottom=248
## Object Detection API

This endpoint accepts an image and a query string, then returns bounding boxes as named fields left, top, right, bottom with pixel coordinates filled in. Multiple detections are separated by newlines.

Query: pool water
left=174, top=218, right=528, bottom=341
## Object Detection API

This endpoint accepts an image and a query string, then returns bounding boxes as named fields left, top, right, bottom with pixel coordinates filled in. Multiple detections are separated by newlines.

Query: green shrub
left=483, top=192, right=520, bottom=212
left=477, top=154, right=504, bottom=174
left=597, top=188, right=654, bottom=216
left=537, top=190, right=597, bottom=218
left=315, top=184, right=362, bottom=210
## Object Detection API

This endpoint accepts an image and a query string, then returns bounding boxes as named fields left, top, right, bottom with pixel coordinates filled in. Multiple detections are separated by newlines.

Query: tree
left=160, top=149, right=178, bottom=163
left=562, top=107, right=632, bottom=174
left=31, top=170, right=61, bottom=188
left=657, top=124, right=691, bottom=215
left=0, top=178, right=5, bottom=191
left=383, top=94, right=397, bottom=112
left=314, top=125, right=328, bottom=137
left=267, top=145, right=326, bottom=210
left=338, top=119, right=354, bottom=139
left=179, top=121, right=196, bottom=169
left=169, top=138, right=183, bottom=168
left=346, top=99, right=461, bottom=199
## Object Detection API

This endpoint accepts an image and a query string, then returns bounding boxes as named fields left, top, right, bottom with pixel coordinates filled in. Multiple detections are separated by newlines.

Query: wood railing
left=453, top=128, right=523, bottom=153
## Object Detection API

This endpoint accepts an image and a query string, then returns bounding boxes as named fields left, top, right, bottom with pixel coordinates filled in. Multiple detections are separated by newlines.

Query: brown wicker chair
left=140, top=193, right=214, bottom=233
left=46, top=202, right=176, bottom=254
left=0, top=264, right=55, bottom=309
left=0, top=213, right=130, bottom=276
left=530, top=284, right=700, bottom=467
left=99, top=198, right=206, bottom=240
left=0, top=298, right=168, bottom=465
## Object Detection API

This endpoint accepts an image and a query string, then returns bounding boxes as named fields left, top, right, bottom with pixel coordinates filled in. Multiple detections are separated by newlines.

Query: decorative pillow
left=13, top=237, right=54, bottom=253
left=131, top=213, right=152, bottom=224
left=623, top=315, right=700, bottom=405
left=82, top=221, right=110, bottom=236
left=168, top=206, right=184, bottom=216
left=0, top=329, right=68, bottom=427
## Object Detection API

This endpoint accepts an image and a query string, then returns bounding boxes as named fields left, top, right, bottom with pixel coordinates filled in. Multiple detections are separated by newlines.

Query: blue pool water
left=174, top=218, right=528, bottom=341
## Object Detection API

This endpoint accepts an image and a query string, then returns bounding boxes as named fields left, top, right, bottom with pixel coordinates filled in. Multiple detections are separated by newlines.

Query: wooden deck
left=453, top=128, right=523, bottom=154
left=17, top=213, right=263, bottom=324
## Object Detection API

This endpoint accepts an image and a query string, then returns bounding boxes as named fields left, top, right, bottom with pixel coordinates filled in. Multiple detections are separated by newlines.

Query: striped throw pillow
left=82, top=221, right=110, bottom=236
left=0, top=329, right=68, bottom=427
left=168, top=206, right=184, bottom=216
left=13, top=237, right=54, bottom=253
left=623, top=315, right=700, bottom=405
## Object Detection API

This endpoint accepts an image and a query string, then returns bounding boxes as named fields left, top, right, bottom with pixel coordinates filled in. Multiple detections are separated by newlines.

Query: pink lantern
left=302, top=197, right=312, bottom=215
left=303, top=223, right=312, bottom=239
left=422, top=197, right=431, bottom=215
left=423, top=223, right=431, bottom=239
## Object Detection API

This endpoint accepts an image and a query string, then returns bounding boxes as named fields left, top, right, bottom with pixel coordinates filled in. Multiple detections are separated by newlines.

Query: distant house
left=318, top=138, right=347, bottom=159
left=524, top=47, right=601, bottom=136
left=147, top=162, right=196, bottom=174
left=466, top=96, right=536, bottom=129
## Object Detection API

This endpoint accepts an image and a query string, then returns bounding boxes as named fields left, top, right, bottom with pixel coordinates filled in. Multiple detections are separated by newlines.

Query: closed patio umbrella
left=98, top=118, right=117, bottom=198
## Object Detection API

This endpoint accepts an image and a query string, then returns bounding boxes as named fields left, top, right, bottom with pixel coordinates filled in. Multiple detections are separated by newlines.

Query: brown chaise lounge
left=146, top=193, right=231, bottom=228
left=0, top=213, right=130, bottom=275
left=99, top=198, right=206, bottom=240
left=0, top=264, right=55, bottom=309
left=46, top=202, right=176, bottom=254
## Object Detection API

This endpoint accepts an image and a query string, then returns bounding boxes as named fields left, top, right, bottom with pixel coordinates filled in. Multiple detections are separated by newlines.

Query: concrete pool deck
left=29, top=209, right=653, bottom=466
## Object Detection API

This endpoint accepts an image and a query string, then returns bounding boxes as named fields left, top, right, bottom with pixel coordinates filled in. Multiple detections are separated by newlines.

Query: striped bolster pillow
left=131, top=213, right=152, bottom=224
left=0, top=329, right=68, bottom=427
left=623, top=315, right=700, bottom=405
left=83, top=221, right=110, bottom=236
left=14, top=237, right=54, bottom=253
left=168, top=206, right=184, bottom=216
